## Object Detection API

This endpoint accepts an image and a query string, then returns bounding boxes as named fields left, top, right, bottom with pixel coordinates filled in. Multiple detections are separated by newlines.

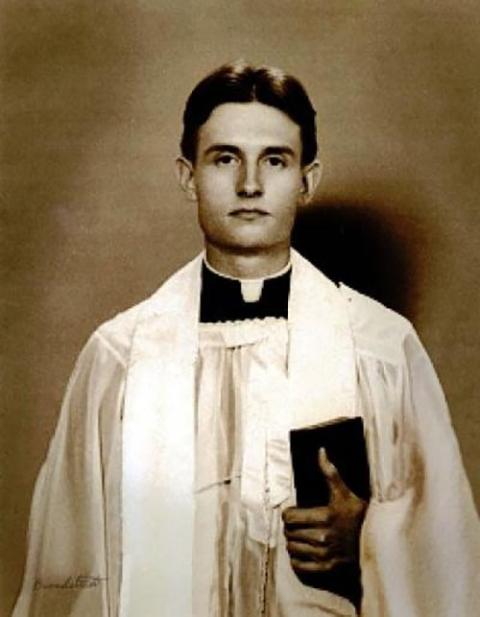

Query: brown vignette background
left=1, top=0, right=479, bottom=613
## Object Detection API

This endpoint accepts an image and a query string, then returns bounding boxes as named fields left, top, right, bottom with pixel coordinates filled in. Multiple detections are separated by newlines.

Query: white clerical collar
left=203, top=255, right=292, bottom=303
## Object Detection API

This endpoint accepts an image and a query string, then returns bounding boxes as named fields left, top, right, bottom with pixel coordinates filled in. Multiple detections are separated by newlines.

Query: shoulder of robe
left=339, top=283, right=414, bottom=364
left=85, top=256, right=201, bottom=367
left=91, top=297, right=151, bottom=366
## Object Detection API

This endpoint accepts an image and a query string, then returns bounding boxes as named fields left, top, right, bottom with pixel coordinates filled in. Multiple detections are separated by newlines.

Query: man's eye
left=264, top=156, right=286, bottom=168
left=215, top=154, right=239, bottom=166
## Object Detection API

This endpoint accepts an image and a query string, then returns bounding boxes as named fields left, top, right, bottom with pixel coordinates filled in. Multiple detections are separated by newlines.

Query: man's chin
left=211, top=239, right=285, bottom=256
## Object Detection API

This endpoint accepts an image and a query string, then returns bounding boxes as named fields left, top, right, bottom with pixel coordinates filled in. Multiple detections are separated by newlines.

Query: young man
left=13, top=62, right=480, bottom=617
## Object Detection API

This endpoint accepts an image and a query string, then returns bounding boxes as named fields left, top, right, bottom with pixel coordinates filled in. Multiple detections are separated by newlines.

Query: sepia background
left=1, top=0, right=479, bottom=612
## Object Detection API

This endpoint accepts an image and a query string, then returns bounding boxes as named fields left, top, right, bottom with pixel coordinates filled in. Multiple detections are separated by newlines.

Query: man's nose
left=236, top=162, right=263, bottom=198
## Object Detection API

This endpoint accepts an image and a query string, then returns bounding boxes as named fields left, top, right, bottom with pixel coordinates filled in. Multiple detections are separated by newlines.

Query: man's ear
left=175, top=156, right=197, bottom=202
left=299, top=159, right=323, bottom=205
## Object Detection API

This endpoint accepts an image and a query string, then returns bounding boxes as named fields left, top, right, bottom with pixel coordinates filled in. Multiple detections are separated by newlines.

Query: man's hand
left=283, top=448, right=368, bottom=579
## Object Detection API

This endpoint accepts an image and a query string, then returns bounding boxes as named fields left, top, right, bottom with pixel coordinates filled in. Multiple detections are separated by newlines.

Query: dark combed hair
left=180, top=60, right=318, bottom=165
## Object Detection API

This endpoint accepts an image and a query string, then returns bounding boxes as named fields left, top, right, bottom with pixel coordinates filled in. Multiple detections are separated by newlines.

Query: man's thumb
left=318, top=448, right=345, bottom=498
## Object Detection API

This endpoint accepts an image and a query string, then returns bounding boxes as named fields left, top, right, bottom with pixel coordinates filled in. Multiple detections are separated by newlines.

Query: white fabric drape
left=12, top=250, right=480, bottom=617
left=194, top=317, right=356, bottom=616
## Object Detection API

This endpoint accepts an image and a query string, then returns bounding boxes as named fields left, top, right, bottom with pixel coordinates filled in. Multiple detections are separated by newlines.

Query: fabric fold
left=12, top=250, right=480, bottom=617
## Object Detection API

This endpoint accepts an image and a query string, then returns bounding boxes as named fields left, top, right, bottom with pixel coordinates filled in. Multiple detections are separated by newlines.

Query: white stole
left=120, top=250, right=357, bottom=617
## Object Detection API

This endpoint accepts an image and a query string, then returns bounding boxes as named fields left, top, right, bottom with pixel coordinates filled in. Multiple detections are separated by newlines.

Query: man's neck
left=205, top=244, right=291, bottom=279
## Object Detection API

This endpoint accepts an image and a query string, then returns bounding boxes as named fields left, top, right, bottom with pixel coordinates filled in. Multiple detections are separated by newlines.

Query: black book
left=289, top=417, right=371, bottom=610
left=289, top=416, right=370, bottom=508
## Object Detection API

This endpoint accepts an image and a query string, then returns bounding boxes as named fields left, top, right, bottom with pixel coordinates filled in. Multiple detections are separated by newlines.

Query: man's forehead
left=197, top=102, right=302, bottom=154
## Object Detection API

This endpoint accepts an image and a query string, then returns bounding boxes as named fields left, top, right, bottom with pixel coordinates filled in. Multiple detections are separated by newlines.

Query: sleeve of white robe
left=12, top=331, right=126, bottom=617
left=360, top=327, right=480, bottom=617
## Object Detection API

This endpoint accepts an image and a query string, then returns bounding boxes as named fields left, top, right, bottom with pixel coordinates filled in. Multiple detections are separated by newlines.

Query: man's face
left=178, top=102, right=318, bottom=256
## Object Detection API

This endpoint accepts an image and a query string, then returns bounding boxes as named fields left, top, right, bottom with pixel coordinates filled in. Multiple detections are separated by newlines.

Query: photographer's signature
left=34, top=575, right=106, bottom=591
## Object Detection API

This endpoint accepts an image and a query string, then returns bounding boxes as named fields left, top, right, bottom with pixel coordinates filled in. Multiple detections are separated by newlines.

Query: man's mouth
left=229, top=208, right=269, bottom=220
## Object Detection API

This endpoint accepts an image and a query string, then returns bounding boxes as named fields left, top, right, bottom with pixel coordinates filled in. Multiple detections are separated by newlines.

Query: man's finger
left=290, top=556, right=349, bottom=573
left=282, top=506, right=332, bottom=527
left=287, top=541, right=330, bottom=561
left=284, top=527, right=330, bottom=546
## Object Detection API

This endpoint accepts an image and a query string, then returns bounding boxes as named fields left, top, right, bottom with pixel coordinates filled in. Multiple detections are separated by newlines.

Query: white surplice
left=12, top=250, right=480, bottom=617
left=194, top=318, right=356, bottom=616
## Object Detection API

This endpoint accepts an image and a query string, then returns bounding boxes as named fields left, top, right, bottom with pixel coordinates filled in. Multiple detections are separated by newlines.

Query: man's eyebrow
left=201, top=144, right=296, bottom=157
left=262, top=146, right=296, bottom=157
left=202, top=144, right=241, bottom=157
